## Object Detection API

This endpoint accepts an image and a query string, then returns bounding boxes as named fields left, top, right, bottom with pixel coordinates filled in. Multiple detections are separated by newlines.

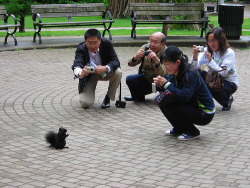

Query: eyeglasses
left=85, top=41, right=100, bottom=46
left=149, top=40, right=161, bottom=45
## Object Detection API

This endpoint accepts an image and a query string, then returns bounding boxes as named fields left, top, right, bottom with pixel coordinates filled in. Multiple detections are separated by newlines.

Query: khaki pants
left=79, top=68, right=122, bottom=108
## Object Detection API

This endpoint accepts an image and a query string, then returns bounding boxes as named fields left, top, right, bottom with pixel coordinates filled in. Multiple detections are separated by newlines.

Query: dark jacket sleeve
left=72, top=42, right=89, bottom=70
left=99, top=38, right=120, bottom=71
left=165, top=72, right=198, bottom=103
left=71, top=42, right=90, bottom=94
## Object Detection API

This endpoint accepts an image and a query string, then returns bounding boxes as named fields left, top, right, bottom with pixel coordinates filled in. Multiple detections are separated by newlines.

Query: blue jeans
left=126, top=74, right=152, bottom=101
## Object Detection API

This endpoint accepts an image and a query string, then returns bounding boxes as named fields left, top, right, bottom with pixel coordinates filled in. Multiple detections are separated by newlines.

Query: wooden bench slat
left=130, top=3, right=203, bottom=7
left=31, top=7, right=105, bottom=14
left=35, top=20, right=114, bottom=26
left=0, top=24, right=21, bottom=29
left=36, top=12, right=103, bottom=18
left=31, top=3, right=104, bottom=9
left=135, top=11, right=203, bottom=16
left=133, top=19, right=209, bottom=22
left=130, top=7, right=203, bottom=11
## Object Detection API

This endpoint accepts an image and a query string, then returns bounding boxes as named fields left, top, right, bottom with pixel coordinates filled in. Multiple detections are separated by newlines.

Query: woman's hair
left=205, top=27, right=230, bottom=55
left=161, top=46, right=192, bottom=82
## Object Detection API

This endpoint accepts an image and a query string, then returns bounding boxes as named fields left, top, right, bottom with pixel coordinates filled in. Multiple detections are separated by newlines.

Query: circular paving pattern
left=0, top=47, right=250, bottom=187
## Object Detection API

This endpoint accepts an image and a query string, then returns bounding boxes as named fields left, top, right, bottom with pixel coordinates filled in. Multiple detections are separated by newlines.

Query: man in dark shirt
left=72, top=29, right=121, bottom=109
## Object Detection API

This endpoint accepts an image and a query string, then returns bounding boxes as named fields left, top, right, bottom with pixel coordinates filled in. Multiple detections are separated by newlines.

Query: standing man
left=72, top=28, right=121, bottom=109
left=124, top=32, right=167, bottom=101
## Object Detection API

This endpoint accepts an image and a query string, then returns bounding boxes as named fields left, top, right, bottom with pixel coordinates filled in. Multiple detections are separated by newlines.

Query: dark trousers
left=160, top=102, right=214, bottom=135
left=126, top=74, right=152, bottom=100
left=199, top=70, right=238, bottom=107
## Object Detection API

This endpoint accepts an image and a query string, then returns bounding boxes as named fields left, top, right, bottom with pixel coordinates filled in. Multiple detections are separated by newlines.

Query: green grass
left=1, top=15, right=250, bottom=37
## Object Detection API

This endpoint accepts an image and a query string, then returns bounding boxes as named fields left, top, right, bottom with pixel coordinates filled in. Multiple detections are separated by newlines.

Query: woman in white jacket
left=192, top=27, right=238, bottom=111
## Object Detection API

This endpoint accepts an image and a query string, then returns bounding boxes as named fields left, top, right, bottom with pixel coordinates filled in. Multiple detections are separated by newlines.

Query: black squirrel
left=45, top=127, right=69, bottom=149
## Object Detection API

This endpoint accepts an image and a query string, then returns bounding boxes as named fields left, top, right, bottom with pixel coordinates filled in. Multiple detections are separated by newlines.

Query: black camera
left=143, top=43, right=150, bottom=56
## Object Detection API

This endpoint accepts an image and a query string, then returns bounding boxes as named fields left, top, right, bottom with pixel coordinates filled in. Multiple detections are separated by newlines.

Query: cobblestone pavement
left=0, top=46, right=250, bottom=188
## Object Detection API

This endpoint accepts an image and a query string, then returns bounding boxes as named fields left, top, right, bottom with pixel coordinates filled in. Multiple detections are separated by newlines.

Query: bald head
left=150, top=32, right=166, bottom=44
left=149, top=32, right=166, bottom=53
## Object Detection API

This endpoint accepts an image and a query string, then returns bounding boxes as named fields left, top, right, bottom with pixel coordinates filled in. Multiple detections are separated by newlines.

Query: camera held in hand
left=196, top=45, right=204, bottom=52
left=86, top=66, right=95, bottom=73
left=143, top=43, right=150, bottom=56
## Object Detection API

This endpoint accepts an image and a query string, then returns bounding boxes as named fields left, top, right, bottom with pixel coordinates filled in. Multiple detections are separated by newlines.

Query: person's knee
left=126, top=75, right=134, bottom=85
left=113, top=68, right=122, bottom=80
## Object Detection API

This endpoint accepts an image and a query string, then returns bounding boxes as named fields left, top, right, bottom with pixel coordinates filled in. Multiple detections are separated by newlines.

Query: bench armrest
left=131, top=11, right=136, bottom=22
left=201, top=10, right=208, bottom=20
left=32, top=13, right=42, bottom=25
left=32, top=13, right=43, bottom=33
left=102, top=10, right=113, bottom=33
left=4, top=14, right=18, bottom=25
left=103, top=10, right=113, bottom=21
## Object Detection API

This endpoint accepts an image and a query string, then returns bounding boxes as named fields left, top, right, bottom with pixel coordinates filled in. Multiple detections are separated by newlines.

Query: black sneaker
left=222, top=96, right=233, bottom=111
left=101, top=94, right=110, bottom=109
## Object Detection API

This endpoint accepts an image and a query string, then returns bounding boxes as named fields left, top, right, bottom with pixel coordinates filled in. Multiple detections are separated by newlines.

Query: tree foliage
left=1, top=0, right=34, bottom=32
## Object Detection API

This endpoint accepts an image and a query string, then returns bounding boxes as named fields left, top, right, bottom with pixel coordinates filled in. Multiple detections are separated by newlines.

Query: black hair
left=205, top=27, right=230, bottom=56
left=84, top=28, right=101, bottom=41
left=161, top=46, right=193, bottom=83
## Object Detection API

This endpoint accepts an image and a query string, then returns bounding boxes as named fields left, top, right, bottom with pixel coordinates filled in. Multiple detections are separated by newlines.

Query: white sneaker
left=177, top=133, right=200, bottom=141
left=165, top=129, right=181, bottom=136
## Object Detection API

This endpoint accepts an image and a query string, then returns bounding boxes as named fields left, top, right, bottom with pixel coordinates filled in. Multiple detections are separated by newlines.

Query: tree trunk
left=108, top=0, right=146, bottom=19
left=19, top=15, right=25, bottom=32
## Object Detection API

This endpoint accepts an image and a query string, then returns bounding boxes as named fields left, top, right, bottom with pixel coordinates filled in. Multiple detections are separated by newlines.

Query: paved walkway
left=0, top=45, right=250, bottom=187
left=1, top=2, right=250, bottom=187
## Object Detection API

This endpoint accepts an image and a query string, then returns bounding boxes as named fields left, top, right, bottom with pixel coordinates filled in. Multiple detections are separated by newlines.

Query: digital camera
left=86, top=66, right=95, bottom=73
left=196, top=46, right=204, bottom=52
left=143, top=43, right=150, bottom=56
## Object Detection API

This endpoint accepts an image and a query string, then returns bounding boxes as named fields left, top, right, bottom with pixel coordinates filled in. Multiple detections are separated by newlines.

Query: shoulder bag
left=204, top=66, right=227, bottom=91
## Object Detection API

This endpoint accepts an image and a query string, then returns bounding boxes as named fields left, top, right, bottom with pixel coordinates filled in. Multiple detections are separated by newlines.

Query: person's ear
left=176, top=60, right=181, bottom=66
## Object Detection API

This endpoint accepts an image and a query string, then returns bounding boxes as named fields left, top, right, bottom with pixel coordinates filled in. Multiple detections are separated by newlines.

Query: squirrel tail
left=45, top=131, right=56, bottom=146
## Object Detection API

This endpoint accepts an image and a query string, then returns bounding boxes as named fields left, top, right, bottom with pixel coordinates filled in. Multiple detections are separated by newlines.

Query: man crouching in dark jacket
left=72, top=28, right=121, bottom=109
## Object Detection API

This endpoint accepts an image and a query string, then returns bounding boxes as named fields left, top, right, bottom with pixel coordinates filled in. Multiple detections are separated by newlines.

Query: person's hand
left=147, top=50, right=160, bottom=64
left=134, top=49, right=145, bottom=60
left=78, top=67, right=89, bottom=77
left=204, top=51, right=212, bottom=62
left=192, top=45, right=199, bottom=61
left=153, top=75, right=167, bottom=88
left=95, top=65, right=107, bottom=75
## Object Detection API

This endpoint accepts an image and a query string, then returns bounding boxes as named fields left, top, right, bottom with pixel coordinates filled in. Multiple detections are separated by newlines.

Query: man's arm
left=72, top=43, right=89, bottom=78
left=128, top=45, right=145, bottom=67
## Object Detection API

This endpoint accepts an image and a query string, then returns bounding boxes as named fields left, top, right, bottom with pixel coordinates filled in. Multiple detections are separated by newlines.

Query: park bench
left=129, top=3, right=209, bottom=39
left=31, top=3, right=114, bottom=44
left=0, top=6, right=21, bottom=46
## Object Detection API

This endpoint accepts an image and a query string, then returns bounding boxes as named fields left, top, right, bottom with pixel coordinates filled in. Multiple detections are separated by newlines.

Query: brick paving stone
left=0, top=47, right=250, bottom=188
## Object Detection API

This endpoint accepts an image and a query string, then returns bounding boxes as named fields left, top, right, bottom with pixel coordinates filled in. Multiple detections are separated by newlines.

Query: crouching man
left=72, top=28, right=121, bottom=109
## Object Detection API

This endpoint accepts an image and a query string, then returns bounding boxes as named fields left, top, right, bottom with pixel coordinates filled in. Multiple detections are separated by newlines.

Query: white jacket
left=191, top=48, right=239, bottom=86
